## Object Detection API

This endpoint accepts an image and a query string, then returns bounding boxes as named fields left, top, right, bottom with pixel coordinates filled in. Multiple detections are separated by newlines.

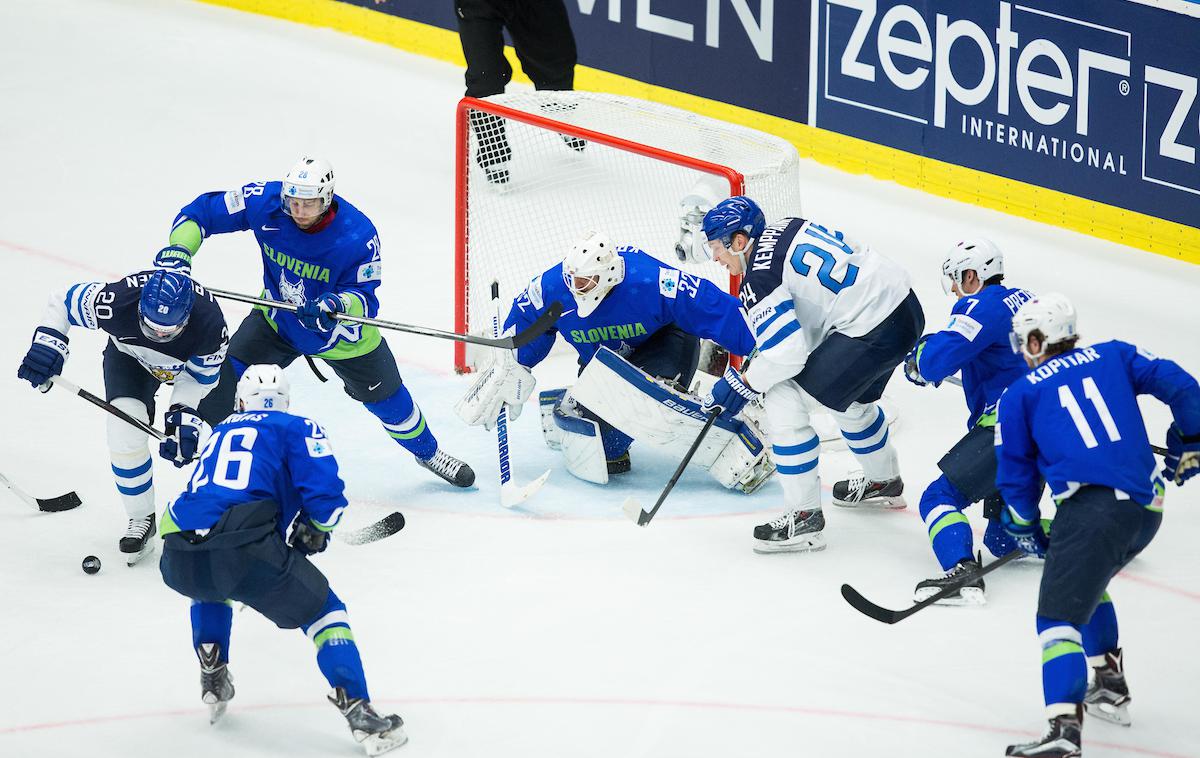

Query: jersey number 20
left=790, top=223, right=860, bottom=294
left=188, top=428, right=259, bottom=492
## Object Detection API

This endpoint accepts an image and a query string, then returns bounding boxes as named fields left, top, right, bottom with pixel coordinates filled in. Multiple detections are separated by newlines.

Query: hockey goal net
left=454, top=91, right=803, bottom=373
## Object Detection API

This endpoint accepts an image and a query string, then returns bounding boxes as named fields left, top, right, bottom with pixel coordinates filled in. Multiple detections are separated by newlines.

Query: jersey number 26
left=188, top=428, right=259, bottom=492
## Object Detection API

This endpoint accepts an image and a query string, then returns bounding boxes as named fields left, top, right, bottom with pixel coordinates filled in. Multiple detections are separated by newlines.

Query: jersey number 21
left=790, top=223, right=860, bottom=294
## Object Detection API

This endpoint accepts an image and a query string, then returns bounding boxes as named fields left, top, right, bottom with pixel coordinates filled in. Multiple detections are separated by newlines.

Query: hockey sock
left=107, top=398, right=155, bottom=518
left=1037, top=616, right=1087, bottom=716
left=191, top=601, right=233, bottom=662
left=1082, top=592, right=1119, bottom=660
left=365, top=384, right=438, bottom=461
left=830, top=403, right=898, bottom=482
left=303, top=590, right=369, bottom=701
left=919, top=475, right=973, bottom=571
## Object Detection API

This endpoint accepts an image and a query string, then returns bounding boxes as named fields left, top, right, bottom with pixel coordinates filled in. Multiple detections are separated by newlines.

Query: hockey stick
left=0, top=470, right=82, bottom=512
left=50, top=376, right=168, bottom=441
left=336, top=511, right=405, bottom=546
left=941, top=376, right=1169, bottom=455
left=622, top=409, right=721, bottom=526
left=207, top=287, right=563, bottom=350
left=840, top=549, right=1024, bottom=624
left=489, top=281, right=549, bottom=508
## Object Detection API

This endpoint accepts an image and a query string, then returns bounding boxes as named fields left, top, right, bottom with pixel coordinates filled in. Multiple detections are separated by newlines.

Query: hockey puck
left=82, top=555, right=101, bottom=575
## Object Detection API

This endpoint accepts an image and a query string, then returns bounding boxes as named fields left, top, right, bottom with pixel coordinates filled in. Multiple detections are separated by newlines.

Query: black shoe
left=607, top=452, right=631, bottom=475
left=752, top=508, right=826, bottom=554
left=831, top=474, right=905, bottom=509
left=1006, top=707, right=1082, bottom=757
left=418, top=449, right=475, bottom=487
left=198, top=642, right=234, bottom=724
left=119, top=514, right=155, bottom=553
left=1085, top=648, right=1131, bottom=726
left=913, top=558, right=985, bottom=605
left=329, top=687, right=408, bottom=755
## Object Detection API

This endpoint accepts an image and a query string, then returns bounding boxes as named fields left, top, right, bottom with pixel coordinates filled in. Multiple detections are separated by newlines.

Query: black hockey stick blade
left=507, top=300, right=564, bottom=348
left=841, top=549, right=1025, bottom=624
left=336, top=512, right=405, bottom=546
left=0, top=471, right=82, bottom=512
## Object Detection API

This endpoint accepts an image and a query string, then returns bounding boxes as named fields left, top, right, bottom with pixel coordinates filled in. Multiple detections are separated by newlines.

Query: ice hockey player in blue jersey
left=16, top=268, right=227, bottom=564
left=903, top=239, right=1033, bottom=604
left=996, top=293, right=1200, bottom=758
left=159, top=365, right=407, bottom=755
left=698, top=196, right=924, bottom=553
left=455, top=231, right=773, bottom=492
left=161, top=156, right=474, bottom=488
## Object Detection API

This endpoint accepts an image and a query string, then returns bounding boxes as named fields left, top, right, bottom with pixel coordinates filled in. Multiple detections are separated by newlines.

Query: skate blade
left=753, top=534, right=827, bottom=554
left=361, top=728, right=409, bottom=756
left=913, top=587, right=986, bottom=606
left=1084, top=700, right=1131, bottom=727
left=124, top=541, right=157, bottom=566
left=208, top=701, right=227, bottom=725
left=832, top=495, right=907, bottom=510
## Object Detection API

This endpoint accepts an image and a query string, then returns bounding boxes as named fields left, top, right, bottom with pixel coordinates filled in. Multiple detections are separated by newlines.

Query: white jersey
left=739, top=218, right=911, bottom=393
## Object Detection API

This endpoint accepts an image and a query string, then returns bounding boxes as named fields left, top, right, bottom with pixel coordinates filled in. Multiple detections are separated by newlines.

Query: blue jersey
left=916, top=284, right=1033, bottom=426
left=167, top=410, right=348, bottom=537
left=996, top=340, right=1200, bottom=517
left=175, top=182, right=383, bottom=358
left=506, top=248, right=755, bottom=368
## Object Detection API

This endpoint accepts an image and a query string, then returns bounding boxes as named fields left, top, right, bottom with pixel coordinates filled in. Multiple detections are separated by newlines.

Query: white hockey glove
left=455, top=350, right=536, bottom=431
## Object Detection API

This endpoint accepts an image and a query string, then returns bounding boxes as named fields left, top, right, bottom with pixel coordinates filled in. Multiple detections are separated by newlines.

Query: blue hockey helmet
left=702, top=196, right=766, bottom=253
left=139, top=270, right=195, bottom=343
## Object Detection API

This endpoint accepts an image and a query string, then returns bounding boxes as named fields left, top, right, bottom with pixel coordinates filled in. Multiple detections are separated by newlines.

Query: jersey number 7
left=790, top=223, right=860, bottom=294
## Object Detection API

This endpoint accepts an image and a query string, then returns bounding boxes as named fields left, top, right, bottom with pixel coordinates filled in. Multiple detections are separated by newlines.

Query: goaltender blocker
left=456, top=231, right=775, bottom=493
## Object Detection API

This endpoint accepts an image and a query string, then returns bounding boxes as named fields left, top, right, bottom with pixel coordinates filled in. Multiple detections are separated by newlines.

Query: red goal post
left=454, top=92, right=802, bottom=373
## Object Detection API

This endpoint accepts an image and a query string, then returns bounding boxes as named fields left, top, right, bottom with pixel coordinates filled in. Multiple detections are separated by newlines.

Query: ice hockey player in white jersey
left=16, top=269, right=228, bottom=563
left=699, top=196, right=924, bottom=552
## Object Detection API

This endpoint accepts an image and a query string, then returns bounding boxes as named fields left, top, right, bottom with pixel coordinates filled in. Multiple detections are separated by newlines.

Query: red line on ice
left=0, top=696, right=1188, bottom=757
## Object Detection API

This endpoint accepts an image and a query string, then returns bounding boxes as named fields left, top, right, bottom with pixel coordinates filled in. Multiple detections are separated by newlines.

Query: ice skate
left=1005, top=707, right=1082, bottom=757
left=752, top=508, right=826, bottom=554
left=831, top=473, right=906, bottom=509
left=417, top=449, right=476, bottom=488
left=329, top=687, right=408, bottom=756
left=119, top=514, right=157, bottom=566
left=913, top=558, right=986, bottom=606
left=1084, top=648, right=1131, bottom=726
left=198, top=642, right=234, bottom=725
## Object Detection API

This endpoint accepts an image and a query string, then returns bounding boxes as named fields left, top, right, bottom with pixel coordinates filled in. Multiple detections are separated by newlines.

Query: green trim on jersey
left=169, top=219, right=204, bottom=255
left=159, top=506, right=182, bottom=537
left=259, top=302, right=382, bottom=360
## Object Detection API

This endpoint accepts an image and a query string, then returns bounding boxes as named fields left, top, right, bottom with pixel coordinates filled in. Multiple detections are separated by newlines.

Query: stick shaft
left=640, top=409, right=720, bottom=525
left=52, top=376, right=168, bottom=441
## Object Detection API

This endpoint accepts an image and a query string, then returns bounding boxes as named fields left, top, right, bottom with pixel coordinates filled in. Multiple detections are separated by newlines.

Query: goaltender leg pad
left=555, top=405, right=608, bottom=484
left=570, top=347, right=769, bottom=491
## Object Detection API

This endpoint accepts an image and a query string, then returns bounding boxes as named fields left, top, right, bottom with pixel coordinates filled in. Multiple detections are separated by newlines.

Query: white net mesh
left=457, top=90, right=802, bottom=371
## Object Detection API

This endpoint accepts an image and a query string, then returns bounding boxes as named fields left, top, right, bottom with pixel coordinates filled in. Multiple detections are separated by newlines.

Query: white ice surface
left=1, top=1, right=1198, bottom=757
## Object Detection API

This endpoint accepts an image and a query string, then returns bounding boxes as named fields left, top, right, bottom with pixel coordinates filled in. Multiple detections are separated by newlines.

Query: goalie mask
left=562, top=231, right=625, bottom=317
left=236, top=364, right=291, bottom=412
left=942, top=238, right=1003, bottom=295
left=281, top=156, right=335, bottom=219
left=1010, top=293, right=1078, bottom=360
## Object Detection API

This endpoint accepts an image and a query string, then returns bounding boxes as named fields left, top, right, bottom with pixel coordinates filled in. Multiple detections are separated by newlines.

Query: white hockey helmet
left=1010, top=293, right=1078, bottom=360
left=281, top=156, right=335, bottom=217
left=562, top=231, right=625, bottom=317
left=236, top=364, right=291, bottom=412
left=941, top=238, right=1004, bottom=294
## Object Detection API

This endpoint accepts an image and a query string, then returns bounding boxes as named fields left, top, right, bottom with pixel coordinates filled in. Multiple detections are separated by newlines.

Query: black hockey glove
left=290, top=519, right=331, bottom=556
